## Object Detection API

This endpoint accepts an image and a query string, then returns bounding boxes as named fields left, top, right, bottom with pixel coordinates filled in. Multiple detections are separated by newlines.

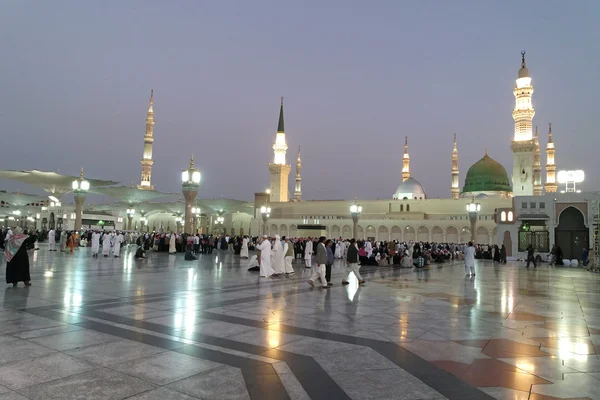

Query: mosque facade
left=248, top=52, right=565, bottom=254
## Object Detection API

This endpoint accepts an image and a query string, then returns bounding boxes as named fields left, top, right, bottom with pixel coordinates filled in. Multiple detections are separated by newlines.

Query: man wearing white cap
left=258, top=235, right=274, bottom=278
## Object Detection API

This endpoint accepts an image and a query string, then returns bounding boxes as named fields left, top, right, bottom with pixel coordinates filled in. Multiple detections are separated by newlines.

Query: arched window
left=406, top=205, right=410, bottom=212
left=501, top=211, right=506, bottom=222
left=400, top=205, right=404, bottom=212
left=508, top=211, right=514, bottom=222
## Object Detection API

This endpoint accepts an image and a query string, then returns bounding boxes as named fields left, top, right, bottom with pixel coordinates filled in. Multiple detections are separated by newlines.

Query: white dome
left=393, top=177, right=427, bottom=200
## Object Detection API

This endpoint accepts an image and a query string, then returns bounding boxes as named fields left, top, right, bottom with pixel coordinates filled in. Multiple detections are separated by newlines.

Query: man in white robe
left=240, top=236, right=249, bottom=259
left=113, top=231, right=124, bottom=257
left=335, top=239, right=344, bottom=259
left=258, top=236, right=274, bottom=277
left=91, top=231, right=101, bottom=257
left=272, top=235, right=285, bottom=275
left=101, top=232, right=112, bottom=257
left=169, top=233, right=177, bottom=254
left=464, top=241, right=476, bottom=276
left=48, top=229, right=56, bottom=251
left=304, top=238, right=313, bottom=269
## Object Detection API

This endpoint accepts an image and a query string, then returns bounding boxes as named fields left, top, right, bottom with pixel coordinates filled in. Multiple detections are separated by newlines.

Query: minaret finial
left=79, top=168, right=84, bottom=179
left=548, top=122, right=553, bottom=143
left=277, top=97, right=285, bottom=132
left=485, top=148, right=488, bottom=156
left=189, top=154, right=194, bottom=169
left=521, top=50, right=526, bottom=67
left=404, top=136, right=408, bottom=153
left=297, top=146, right=301, bottom=159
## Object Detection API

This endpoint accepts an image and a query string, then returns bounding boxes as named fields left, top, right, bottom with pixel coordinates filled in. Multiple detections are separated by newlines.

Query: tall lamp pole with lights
left=72, top=168, right=90, bottom=231
left=350, top=199, right=362, bottom=240
left=466, top=197, right=481, bottom=243
left=260, top=205, right=271, bottom=236
left=181, top=156, right=201, bottom=234
left=126, top=207, right=136, bottom=231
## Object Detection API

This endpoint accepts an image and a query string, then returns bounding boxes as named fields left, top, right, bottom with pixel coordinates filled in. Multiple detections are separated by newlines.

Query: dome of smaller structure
left=462, top=152, right=512, bottom=196
left=393, top=177, right=426, bottom=200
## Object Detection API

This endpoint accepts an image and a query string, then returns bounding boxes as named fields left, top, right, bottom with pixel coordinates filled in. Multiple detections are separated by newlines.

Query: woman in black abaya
left=5, top=227, right=36, bottom=287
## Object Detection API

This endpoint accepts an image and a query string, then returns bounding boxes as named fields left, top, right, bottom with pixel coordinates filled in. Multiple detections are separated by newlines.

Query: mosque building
left=248, top=52, right=565, bottom=254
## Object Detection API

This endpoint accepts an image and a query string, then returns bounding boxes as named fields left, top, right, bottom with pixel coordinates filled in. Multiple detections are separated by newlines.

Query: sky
left=1, top=0, right=599, bottom=201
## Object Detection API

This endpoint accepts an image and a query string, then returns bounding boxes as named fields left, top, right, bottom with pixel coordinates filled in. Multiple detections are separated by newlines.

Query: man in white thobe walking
left=113, top=231, right=123, bottom=257
left=258, top=236, right=274, bottom=278
left=304, top=238, right=313, bottom=269
left=48, top=229, right=56, bottom=251
left=91, top=231, right=100, bottom=257
left=464, top=241, right=476, bottom=276
left=101, top=232, right=111, bottom=257
left=272, top=235, right=285, bottom=275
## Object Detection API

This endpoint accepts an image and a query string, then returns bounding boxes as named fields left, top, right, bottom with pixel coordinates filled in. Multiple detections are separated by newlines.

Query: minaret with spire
left=294, top=146, right=302, bottom=201
left=139, top=90, right=155, bottom=190
left=402, top=136, right=410, bottom=182
left=510, top=51, right=536, bottom=196
left=533, top=126, right=543, bottom=195
left=268, top=97, right=291, bottom=202
left=451, top=134, right=459, bottom=199
left=545, top=122, right=558, bottom=193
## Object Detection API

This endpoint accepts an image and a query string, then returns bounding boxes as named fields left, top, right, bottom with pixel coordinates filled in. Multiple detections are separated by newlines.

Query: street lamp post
left=126, top=208, right=136, bottom=231
left=191, top=207, right=201, bottom=234
left=466, top=197, right=481, bottom=243
left=72, top=168, right=90, bottom=231
left=349, top=199, right=363, bottom=239
left=181, top=156, right=201, bottom=234
left=260, top=206, right=271, bottom=236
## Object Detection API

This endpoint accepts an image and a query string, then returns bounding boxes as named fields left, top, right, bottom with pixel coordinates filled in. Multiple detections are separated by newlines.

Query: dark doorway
left=49, top=212, right=55, bottom=230
left=555, top=207, right=589, bottom=260
left=503, top=231, right=512, bottom=257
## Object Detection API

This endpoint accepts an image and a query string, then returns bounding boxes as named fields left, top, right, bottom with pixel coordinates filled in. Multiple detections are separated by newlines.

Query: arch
left=406, top=204, right=410, bottom=211
left=432, top=226, right=444, bottom=242
left=390, top=225, right=402, bottom=241
left=280, top=224, right=288, bottom=237
left=366, top=225, right=375, bottom=240
left=556, top=206, right=589, bottom=260
left=417, top=226, right=429, bottom=242
left=491, top=227, right=497, bottom=237
left=508, top=211, right=514, bottom=222
left=476, top=226, right=489, bottom=244
left=239, top=227, right=245, bottom=236
left=446, top=226, right=459, bottom=243
left=400, top=205, right=404, bottom=212
left=358, top=225, right=365, bottom=239
left=289, top=224, right=297, bottom=238
left=404, top=226, right=416, bottom=242
left=331, top=225, right=341, bottom=238
left=500, top=211, right=507, bottom=222
left=270, top=224, right=278, bottom=236
left=378, top=225, right=389, bottom=241
left=49, top=212, right=55, bottom=230
left=460, top=227, right=471, bottom=243
left=342, top=225, right=352, bottom=239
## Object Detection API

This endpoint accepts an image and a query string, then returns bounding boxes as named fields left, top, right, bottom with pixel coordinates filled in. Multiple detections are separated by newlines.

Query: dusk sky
left=1, top=1, right=599, bottom=201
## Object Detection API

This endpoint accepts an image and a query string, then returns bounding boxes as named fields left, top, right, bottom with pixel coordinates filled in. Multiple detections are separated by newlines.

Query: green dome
left=462, top=153, right=511, bottom=194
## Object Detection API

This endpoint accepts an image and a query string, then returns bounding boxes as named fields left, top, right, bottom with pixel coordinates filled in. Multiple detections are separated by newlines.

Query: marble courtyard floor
left=0, top=247, right=600, bottom=399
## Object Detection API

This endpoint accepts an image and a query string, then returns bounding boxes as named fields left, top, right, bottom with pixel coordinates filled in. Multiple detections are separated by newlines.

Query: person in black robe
left=5, top=228, right=36, bottom=287
left=493, top=245, right=501, bottom=263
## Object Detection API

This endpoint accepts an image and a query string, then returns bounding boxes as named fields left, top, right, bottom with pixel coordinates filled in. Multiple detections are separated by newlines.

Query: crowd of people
left=1, top=225, right=592, bottom=289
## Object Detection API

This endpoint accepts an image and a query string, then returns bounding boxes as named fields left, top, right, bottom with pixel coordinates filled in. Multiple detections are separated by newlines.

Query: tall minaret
left=510, top=51, right=536, bottom=196
left=294, top=146, right=302, bottom=201
left=545, top=122, right=558, bottom=193
left=139, top=90, right=155, bottom=190
left=268, top=97, right=291, bottom=202
left=402, top=136, right=410, bottom=182
left=533, top=126, right=543, bottom=195
left=451, top=134, right=459, bottom=199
